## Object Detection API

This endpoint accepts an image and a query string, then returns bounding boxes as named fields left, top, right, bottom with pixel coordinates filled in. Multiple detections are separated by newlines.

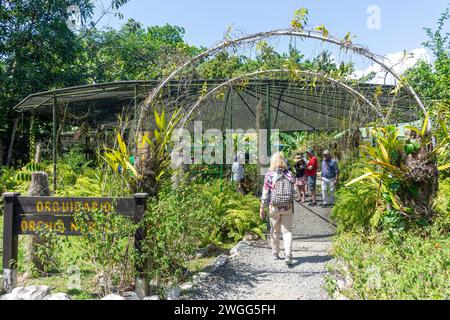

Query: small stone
left=192, top=272, right=210, bottom=285
left=9, top=285, right=51, bottom=300
left=134, top=277, right=148, bottom=299
left=230, top=241, right=250, bottom=256
left=195, top=248, right=208, bottom=258
left=101, top=293, right=125, bottom=300
left=166, top=286, right=181, bottom=300
left=211, top=254, right=228, bottom=271
left=143, top=295, right=160, bottom=300
left=180, top=282, right=194, bottom=291
left=243, top=232, right=259, bottom=241
left=337, top=279, right=347, bottom=291
left=345, top=275, right=354, bottom=288
left=123, top=292, right=140, bottom=300
left=46, top=293, right=72, bottom=300
left=0, top=275, right=4, bottom=294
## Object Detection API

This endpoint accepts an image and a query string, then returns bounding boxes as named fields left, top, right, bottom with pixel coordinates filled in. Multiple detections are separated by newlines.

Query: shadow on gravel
left=290, top=254, right=333, bottom=267
left=292, top=233, right=334, bottom=241
left=190, top=264, right=330, bottom=299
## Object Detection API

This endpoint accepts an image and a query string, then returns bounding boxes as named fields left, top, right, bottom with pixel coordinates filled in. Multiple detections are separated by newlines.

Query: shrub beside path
left=191, top=198, right=336, bottom=300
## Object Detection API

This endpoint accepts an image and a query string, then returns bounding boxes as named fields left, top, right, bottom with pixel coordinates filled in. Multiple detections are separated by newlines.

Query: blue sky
left=98, top=0, right=449, bottom=56
left=93, top=0, right=448, bottom=84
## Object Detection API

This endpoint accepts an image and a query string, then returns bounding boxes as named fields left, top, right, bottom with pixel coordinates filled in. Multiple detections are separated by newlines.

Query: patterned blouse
left=261, top=169, right=295, bottom=207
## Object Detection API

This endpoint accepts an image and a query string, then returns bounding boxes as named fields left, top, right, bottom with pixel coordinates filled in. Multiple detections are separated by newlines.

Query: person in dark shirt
left=293, top=154, right=307, bottom=203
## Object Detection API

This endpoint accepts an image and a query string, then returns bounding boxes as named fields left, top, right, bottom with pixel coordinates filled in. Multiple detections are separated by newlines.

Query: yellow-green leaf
left=378, top=143, right=389, bottom=163
left=117, top=132, right=127, bottom=154
left=421, top=113, right=429, bottom=136
left=125, top=161, right=139, bottom=177
left=345, top=172, right=378, bottom=186
left=154, top=109, right=162, bottom=129
left=438, top=163, right=450, bottom=171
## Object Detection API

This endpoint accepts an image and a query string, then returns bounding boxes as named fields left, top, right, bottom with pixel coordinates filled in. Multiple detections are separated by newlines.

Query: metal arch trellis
left=136, top=28, right=429, bottom=136
left=178, top=69, right=386, bottom=132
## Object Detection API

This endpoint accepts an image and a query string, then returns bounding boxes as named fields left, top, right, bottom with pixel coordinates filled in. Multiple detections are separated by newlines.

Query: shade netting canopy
left=14, top=79, right=421, bottom=131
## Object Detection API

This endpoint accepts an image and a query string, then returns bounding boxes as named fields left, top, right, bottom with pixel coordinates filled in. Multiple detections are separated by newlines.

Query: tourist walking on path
left=232, top=154, right=245, bottom=194
left=305, top=148, right=318, bottom=206
left=259, top=152, right=295, bottom=266
left=293, top=154, right=307, bottom=203
left=321, top=150, right=339, bottom=208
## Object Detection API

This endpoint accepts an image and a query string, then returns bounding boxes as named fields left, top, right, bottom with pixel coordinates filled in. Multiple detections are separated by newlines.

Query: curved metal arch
left=137, top=28, right=428, bottom=134
left=179, top=69, right=385, bottom=131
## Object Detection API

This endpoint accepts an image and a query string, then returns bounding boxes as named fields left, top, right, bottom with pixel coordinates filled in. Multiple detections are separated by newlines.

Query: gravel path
left=191, top=196, right=336, bottom=300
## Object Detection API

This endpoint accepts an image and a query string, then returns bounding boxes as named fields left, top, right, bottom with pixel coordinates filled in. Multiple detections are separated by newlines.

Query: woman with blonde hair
left=259, top=152, right=295, bottom=266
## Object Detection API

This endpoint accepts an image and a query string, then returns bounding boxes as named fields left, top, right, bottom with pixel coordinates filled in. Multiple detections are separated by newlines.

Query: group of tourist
left=257, top=148, right=339, bottom=266
left=292, top=148, right=339, bottom=208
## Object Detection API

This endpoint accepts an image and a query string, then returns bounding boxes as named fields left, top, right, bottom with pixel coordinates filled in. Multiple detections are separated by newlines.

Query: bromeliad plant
left=135, top=108, right=182, bottom=196
left=346, top=114, right=450, bottom=224
left=102, top=132, right=140, bottom=194
left=102, top=108, right=181, bottom=196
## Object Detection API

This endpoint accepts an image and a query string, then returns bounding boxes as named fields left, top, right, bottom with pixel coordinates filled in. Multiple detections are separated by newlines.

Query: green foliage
left=14, top=162, right=47, bottom=182
left=139, top=180, right=265, bottom=286
left=291, top=8, right=309, bottom=30
left=346, top=117, right=449, bottom=221
left=140, top=184, right=218, bottom=285
left=405, top=7, right=449, bottom=101
left=60, top=144, right=95, bottom=173
left=32, top=225, right=63, bottom=275
left=102, top=131, right=140, bottom=193
left=224, top=194, right=266, bottom=241
left=74, top=210, right=138, bottom=295
left=330, top=214, right=450, bottom=299
left=83, top=20, right=200, bottom=82
left=331, top=183, right=378, bottom=232
left=0, top=0, right=95, bottom=155
left=434, top=178, right=450, bottom=216
left=280, top=132, right=306, bottom=160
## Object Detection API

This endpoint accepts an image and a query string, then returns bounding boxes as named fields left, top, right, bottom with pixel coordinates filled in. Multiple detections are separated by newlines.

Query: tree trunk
left=6, top=117, right=19, bottom=166
left=402, top=140, right=439, bottom=220
left=26, top=172, right=50, bottom=274
left=34, top=143, right=41, bottom=164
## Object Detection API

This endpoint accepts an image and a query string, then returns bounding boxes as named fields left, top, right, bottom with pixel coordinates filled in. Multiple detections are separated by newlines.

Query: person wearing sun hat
left=293, top=153, right=307, bottom=202
left=321, top=149, right=339, bottom=208
left=305, top=147, right=318, bottom=206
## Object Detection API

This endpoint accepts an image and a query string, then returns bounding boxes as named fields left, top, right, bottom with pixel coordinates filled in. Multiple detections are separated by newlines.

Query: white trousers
left=321, top=177, right=336, bottom=205
left=269, top=205, right=293, bottom=258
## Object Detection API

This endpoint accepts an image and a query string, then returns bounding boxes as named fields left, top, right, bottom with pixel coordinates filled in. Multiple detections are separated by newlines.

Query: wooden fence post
left=133, top=193, right=148, bottom=299
left=2, top=192, right=20, bottom=293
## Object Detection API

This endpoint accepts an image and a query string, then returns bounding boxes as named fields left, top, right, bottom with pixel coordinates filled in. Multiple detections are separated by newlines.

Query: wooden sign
left=2, top=192, right=147, bottom=292
left=11, top=195, right=145, bottom=236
